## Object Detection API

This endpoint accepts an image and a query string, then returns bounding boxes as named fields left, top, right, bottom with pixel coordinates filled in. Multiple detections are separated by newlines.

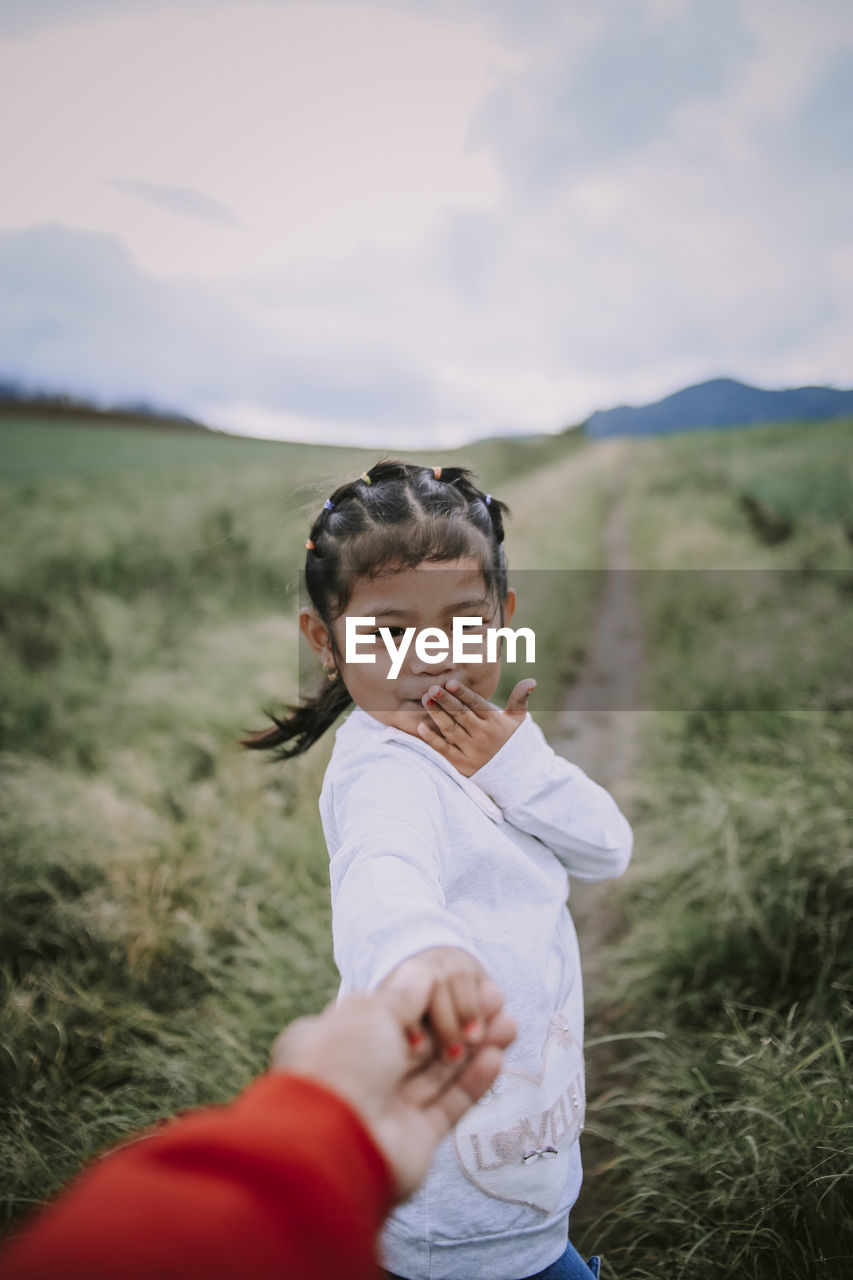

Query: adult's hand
left=271, top=977, right=516, bottom=1200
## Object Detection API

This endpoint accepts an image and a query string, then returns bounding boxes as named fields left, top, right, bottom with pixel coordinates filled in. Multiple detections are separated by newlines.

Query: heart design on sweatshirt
left=453, top=1017, right=585, bottom=1216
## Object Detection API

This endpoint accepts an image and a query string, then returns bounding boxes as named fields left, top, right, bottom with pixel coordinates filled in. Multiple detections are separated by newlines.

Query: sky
left=1, top=0, right=851, bottom=446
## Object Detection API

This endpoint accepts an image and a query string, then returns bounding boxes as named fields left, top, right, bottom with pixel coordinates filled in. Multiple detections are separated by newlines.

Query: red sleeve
left=1, top=1073, right=394, bottom=1280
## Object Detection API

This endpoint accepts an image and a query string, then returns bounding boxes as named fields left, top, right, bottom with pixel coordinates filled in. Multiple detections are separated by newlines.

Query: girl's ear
left=502, top=587, right=517, bottom=625
left=299, top=606, right=333, bottom=663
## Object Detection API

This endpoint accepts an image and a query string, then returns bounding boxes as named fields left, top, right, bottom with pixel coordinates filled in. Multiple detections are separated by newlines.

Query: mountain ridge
left=583, top=377, right=853, bottom=438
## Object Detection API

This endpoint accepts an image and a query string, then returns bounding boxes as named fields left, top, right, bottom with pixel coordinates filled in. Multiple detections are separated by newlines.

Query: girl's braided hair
left=242, top=458, right=510, bottom=760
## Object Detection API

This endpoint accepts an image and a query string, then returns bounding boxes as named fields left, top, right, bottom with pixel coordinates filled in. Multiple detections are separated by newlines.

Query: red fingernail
left=426, top=698, right=435, bottom=706
left=462, top=1019, right=482, bottom=1041
left=406, top=1028, right=426, bottom=1048
left=446, top=1042, right=463, bottom=1060
left=433, top=687, right=443, bottom=697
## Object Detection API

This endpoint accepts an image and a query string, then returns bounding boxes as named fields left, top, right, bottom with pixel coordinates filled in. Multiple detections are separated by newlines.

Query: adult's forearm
left=2, top=1072, right=393, bottom=1280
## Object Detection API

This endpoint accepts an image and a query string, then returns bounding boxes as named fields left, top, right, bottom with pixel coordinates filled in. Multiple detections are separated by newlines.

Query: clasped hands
left=272, top=947, right=515, bottom=1200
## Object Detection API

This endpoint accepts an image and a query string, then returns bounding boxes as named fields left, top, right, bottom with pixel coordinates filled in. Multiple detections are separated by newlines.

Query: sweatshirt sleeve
left=0, top=1073, right=393, bottom=1280
left=327, top=753, right=483, bottom=991
left=469, top=714, right=633, bottom=882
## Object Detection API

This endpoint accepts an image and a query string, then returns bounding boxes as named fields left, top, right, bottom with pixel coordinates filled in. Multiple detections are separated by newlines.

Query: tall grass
left=576, top=421, right=853, bottom=1278
left=585, top=710, right=853, bottom=1278
left=592, top=1009, right=853, bottom=1278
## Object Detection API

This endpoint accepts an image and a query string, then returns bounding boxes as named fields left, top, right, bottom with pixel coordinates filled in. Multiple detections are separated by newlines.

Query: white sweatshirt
left=319, top=704, right=633, bottom=1280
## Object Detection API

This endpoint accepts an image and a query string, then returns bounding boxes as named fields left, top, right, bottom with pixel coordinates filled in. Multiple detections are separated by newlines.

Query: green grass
left=624, top=416, right=853, bottom=568
left=0, top=413, right=585, bottom=484
left=0, top=416, right=337, bottom=481
left=573, top=420, right=853, bottom=1278
left=591, top=1009, right=853, bottom=1278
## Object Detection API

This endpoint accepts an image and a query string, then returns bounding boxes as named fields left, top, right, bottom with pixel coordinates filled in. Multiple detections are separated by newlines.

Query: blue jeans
left=385, top=1242, right=601, bottom=1280
left=521, top=1239, right=601, bottom=1279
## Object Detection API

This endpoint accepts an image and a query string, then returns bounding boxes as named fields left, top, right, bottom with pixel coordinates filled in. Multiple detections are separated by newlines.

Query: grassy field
left=1, top=413, right=850, bottom=1276
left=0, top=413, right=603, bottom=1228
left=576, top=418, right=853, bottom=1278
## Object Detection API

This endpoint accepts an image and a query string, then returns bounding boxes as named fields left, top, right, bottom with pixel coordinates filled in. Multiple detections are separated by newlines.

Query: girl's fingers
left=444, top=679, right=493, bottom=720
left=426, top=980, right=462, bottom=1056
left=381, top=955, right=437, bottom=1022
left=422, top=687, right=472, bottom=739
left=379, top=959, right=438, bottom=1062
left=416, top=718, right=458, bottom=755
left=503, top=678, right=536, bottom=722
left=476, top=979, right=507, bottom=1028
left=402, top=1022, right=435, bottom=1069
left=402, top=1008, right=517, bottom=1108
left=449, top=969, right=482, bottom=1046
left=427, top=973, right=484, bottom=1062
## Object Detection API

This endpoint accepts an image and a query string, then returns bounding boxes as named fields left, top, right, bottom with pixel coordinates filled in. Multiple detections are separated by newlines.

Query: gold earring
left=324, top=662, right=338, bottom=682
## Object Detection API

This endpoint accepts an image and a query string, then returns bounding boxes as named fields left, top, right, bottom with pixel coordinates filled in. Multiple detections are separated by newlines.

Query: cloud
left=109, top=180, right=244, bottom=228
left=469, top=0, right=756, bottom=189
left=0, top=0, right=225, bottom=39
left=0, top=4, right=505, bottom=279
left=1, top=0, right=851, bottom=440
left=0, top=224, right=442, bottom=443
left=774, top=42, right=853, bottom=182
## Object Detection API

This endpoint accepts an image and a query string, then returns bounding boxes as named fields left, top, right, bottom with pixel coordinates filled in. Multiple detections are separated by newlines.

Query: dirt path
left=548, top=463, right=644, bottom=1245
left=551, top=483, right=641, bottom=784
left=550, top=464, right=643, bottom=989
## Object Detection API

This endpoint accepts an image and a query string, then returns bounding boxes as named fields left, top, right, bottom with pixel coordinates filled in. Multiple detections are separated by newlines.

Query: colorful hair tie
left=432, top=466, right=442, bottom=479
left=360, top=471, right=372, bottom=486
left=323, top=498, right=334, bottom=510
left=305, top=538, right=315, bottom=550
left=484, top=494, right=492, bottom=506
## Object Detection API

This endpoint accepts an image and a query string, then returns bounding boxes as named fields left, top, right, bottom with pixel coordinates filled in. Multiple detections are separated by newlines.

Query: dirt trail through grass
left=552, top=471, right=640, bottom=778
left=547, top=459, right=643, bottom=1247
left=550, top=459, right=642, bottom=986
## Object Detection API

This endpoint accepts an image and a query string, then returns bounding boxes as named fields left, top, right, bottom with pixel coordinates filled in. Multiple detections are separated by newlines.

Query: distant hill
left=583, top=378, right=853, bottom=438
left=0, top=382, right=212, bottom=434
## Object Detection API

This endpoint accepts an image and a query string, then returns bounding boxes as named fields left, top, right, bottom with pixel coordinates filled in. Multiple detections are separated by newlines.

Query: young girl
left=245, top=459, right=632, bottom=1280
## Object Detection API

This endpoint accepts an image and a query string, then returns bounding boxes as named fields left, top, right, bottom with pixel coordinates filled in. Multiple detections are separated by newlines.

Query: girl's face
left=300, top=556, right=516, bottom=737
